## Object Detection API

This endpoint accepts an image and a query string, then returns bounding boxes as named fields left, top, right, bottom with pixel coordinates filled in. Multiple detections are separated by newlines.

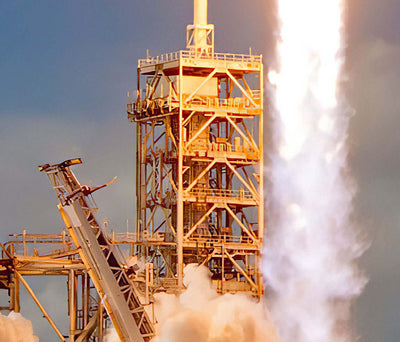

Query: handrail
left=109, top=231, right=165, bottom=243
left=186, top=187, right=254, bottom=199
left=181, top=95, right=260, bottom=109
left=2, top=232, right=73, bottom=257
left=138, top=50, right=261, bottom=68
left=129, top=94, right=261, bottom=115
left=184, top=233, right=254, bottom=244
left=108, top=232, right=254, bottom=245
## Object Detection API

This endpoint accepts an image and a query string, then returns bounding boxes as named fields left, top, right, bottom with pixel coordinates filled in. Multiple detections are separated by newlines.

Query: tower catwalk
left=127, top=0, right=264, bottom=297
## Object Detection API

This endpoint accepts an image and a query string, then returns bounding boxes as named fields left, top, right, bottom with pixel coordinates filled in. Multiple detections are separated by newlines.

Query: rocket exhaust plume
left=153, top=265, right=279, bottom=342
left=263, top=0, right=367, bottom=341
left=103, top=265, right=280, bottom=342
left=0, top=311, right=38, bottom=342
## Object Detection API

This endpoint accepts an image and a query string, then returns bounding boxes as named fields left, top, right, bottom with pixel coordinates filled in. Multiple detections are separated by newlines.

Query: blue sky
left=1, top=0, right=400, bottom=341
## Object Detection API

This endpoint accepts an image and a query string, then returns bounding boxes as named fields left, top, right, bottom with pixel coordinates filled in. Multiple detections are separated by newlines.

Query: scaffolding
left=127, top=0, right=264, bottom=297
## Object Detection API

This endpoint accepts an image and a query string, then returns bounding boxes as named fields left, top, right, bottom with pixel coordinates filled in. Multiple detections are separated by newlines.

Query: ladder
left=39, top=158, right=154, bottom=342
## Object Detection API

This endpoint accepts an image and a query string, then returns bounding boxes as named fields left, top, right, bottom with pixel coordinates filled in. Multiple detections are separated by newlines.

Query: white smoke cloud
left=0, top=311, right=39, bottom=342
left=153, top=264, right=279, bottom=342
left=103, top=327, right=120, bottom=342
left=263, top=1, right=368, bottom=341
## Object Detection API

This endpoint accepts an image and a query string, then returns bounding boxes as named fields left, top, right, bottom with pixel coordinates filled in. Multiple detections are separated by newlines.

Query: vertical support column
left=69, top=270, right=77, bottom=342
left=177, top=56, right=184, bottom=288
left=221, top=245, right=225, bottom=294
left=136, top=109, right=142, bottom=247
left=145, top=263, right=154, bottom=304
left=14, top=275, right=20, bottom=312
left=258, top=59, right=264, bottom=297
left=136, top=66, right=143, bottom=254
left=82, top=272, right=89, bottom=328
left=141, top=124, right=148, bottom=251
left=258, top=59, right=264, bottom=241
left=98, top=301, right=104, bottom=342
left=22, top=230, right=27, bottom=256
left=9, top=272, right=20, bottom=312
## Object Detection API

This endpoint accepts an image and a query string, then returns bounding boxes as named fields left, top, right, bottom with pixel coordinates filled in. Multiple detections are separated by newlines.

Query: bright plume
left=103, top=264, right=279, bottom=342
left=0, top=311, right=39, bottom=342
left=104, top=327, right=120, bottom=342
left=263, top=0, right=367, bottom=341
left=153, top=264, right=279, bottom=342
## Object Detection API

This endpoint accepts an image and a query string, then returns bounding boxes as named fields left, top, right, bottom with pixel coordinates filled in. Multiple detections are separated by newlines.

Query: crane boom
left=39, top=158, right=154, bottom=342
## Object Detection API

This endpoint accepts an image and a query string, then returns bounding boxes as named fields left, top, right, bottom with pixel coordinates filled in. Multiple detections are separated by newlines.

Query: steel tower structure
left=127, top=0, right=264, bottom=297
left=0, top=1, right=265, bottom=341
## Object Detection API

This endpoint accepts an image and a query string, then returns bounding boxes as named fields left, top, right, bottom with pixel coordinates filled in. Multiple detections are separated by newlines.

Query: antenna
left=194, top=0, right=208, bottom=25
left=186, top=0, right=214, bottom=57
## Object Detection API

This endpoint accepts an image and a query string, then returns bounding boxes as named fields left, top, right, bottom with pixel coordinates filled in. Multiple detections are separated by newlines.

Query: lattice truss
left=128, top=49, right=265, bottom=297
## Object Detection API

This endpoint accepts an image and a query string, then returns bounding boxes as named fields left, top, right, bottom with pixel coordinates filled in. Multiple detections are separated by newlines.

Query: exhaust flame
left=263, top=0, right=367, bottom=341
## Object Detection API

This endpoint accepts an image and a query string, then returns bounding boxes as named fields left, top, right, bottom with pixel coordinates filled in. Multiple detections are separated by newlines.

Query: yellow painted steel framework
left=127, top=0, right=264, bottom=297
left=0, top=0, right=265, bottom=340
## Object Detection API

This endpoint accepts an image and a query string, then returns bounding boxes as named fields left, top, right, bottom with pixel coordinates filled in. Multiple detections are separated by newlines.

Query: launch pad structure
left=0, top=1, right=265, bottom=341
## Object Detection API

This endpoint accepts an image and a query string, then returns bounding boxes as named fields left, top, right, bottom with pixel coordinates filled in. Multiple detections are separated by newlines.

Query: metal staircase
left=39, top=158, right=154, bottom=342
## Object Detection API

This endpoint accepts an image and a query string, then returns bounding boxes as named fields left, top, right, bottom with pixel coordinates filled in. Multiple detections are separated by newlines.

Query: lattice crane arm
left=39, top=159, right=154, bottom=342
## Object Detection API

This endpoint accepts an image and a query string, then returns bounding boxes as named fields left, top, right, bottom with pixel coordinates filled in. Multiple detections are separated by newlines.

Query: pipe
left=194, top=0, right=208, bottom=25
left=16, top=271, right=66, bottom=342
left=68, top=270, right=77, bottom=342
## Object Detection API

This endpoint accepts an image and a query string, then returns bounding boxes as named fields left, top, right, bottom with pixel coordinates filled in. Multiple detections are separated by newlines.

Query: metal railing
left=3, top=230, right=73, bottom=257
left=186, top=188, right=253, bottom=200
left=108, top=231, right=255, bottom=245
left=181, top=94, right=261, bottom=109
left=109, top=231, right=137, bottom=242
left=109, top=231, right=165, bottom=243
left=139, top=50, right=261, bottom=68
left=129, top=93, right=261, bottom=115
left=184, top=141, right=259, bottom=162
left=184, top=233, right=254, bottom=244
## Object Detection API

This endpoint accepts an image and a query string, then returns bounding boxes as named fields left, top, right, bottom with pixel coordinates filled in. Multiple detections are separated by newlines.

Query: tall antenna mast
left=187, top=0, right=214, bottom=57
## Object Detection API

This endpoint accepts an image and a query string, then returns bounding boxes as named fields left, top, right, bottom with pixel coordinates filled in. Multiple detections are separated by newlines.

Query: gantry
left=127, top=0, right=264, bottom=296
left=0, top=0, right=265, bottom=341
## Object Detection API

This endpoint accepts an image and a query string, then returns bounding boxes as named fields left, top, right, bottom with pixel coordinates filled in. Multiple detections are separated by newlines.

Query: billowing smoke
left=153, top=264, right=279, bottom=342
left=263, top=0, right=367, bottom=341
left=104, top=327, right=119, bottom=342
left=0, top=311, right=39, bottom=342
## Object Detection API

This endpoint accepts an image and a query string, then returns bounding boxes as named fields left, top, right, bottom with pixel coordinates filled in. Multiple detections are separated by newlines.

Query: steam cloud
left=263, top=0, right=367, bottom=341
left=104, top=327, right=120, bottom=342
left=153, top=264, right=279, bottom=342
left=0, top=311, right=39, bottom=342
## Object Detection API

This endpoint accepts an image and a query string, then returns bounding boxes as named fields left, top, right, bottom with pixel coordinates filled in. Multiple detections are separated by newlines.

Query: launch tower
left=0, top=1, right=265, bottom=341
left=127, top=0, right=264, bottom=297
